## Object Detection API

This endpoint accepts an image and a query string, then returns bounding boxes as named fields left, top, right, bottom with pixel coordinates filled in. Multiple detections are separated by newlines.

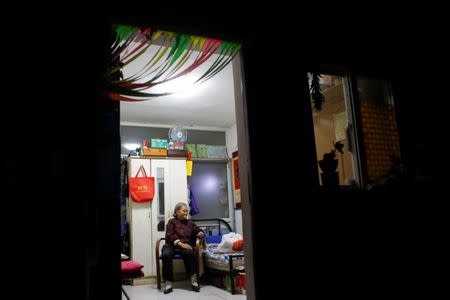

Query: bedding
left=193, top=219, right=246, bottom=294
left=202, top=243, right=245, bottom=272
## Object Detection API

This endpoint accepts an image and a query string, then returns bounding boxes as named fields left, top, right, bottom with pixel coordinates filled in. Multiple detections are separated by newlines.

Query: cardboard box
left=185, top=144, right=197, bottom=157
left=168, top=149, right=188, bottom=157
left=206, top=145, right=228, bottom=158
left=174, top=141, right=184, bottom=150
left=143, top=148, right=168, bottom=156
left=196, top=144, right=208, bottom=158
left=151, top=139, right=168, bottom=149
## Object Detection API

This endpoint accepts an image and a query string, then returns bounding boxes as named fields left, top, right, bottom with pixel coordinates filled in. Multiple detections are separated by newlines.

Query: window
left=309, top=73, right=357, bottom=186
left=189, top=161, right=230, bottom=219
left=309, top=72, right=401, bottom=188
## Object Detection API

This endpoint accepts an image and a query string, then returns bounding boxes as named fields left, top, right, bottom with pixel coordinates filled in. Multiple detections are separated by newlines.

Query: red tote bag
left=129, top=165, right=155, bottom=202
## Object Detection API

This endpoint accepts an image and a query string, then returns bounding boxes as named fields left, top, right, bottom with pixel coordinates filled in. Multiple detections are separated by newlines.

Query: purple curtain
left=188, top=185, right=200, bottom=215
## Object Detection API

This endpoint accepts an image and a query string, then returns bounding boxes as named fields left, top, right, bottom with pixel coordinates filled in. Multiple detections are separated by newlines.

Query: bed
left=192, top=218, right=246, bottom=294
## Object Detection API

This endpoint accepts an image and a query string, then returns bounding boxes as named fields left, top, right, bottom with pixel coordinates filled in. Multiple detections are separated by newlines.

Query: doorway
left=112, top=24, right=254, bottom=299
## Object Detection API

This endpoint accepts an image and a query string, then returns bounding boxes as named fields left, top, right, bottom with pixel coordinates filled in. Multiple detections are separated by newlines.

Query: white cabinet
left=128, top=157, right=188, bottom=277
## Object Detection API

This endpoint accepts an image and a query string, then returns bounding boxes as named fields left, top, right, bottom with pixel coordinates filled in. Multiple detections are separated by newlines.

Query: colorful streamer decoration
left=106, top=24, right=242, bottom=101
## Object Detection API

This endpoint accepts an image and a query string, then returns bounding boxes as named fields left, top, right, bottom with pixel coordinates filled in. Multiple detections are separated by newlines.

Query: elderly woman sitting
left=162, top=202, right=204, bottom=294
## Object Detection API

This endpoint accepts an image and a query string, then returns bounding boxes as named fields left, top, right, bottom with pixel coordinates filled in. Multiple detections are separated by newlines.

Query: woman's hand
left=178, top=242, right=193, bottom=251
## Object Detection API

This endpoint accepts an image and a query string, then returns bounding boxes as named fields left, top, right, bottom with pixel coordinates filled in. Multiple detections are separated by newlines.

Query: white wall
left=234, top=209, right=243, bottom=235
left=225, top=124, right=242, bottom=234
left=225, top=124, right=238, bottom=158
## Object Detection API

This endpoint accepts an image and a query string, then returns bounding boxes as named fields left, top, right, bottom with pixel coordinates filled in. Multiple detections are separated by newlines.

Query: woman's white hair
left=173, top=202, right=188, bottom=217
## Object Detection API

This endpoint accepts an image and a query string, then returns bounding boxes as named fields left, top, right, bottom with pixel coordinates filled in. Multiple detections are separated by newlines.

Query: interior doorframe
left=113, top=21, right=256, bottom=299
left=232, top=51, right=255, bottom=300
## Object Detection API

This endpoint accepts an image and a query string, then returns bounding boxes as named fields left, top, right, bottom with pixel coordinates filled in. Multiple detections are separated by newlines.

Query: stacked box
left=151, top=139, right=169, bottom=149
left=167, top=149, right=188, bottom=157
left=196, top=144, right=208, bottom=158
left=185, top=144, right=197, bottom=157
left=143, top=148, right=168, bottom=156
left=206, top=145, right=228, bottom=158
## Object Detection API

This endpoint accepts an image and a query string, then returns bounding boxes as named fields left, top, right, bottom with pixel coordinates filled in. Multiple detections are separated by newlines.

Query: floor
left=122, top=281, right=247, bottom=300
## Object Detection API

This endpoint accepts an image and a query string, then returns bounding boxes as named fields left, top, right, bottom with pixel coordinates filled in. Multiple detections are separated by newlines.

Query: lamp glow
left=124, top=143, right=140, bottom=151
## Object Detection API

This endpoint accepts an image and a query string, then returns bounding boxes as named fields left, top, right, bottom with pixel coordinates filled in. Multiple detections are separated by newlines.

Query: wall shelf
left=191, top=157, right=230, bottom=162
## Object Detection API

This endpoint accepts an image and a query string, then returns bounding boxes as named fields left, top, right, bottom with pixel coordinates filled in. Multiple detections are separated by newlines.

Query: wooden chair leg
left=156, top=245, right=161, bottom=289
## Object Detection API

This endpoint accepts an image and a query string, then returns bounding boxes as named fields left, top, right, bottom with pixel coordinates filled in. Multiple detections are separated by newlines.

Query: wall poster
left=232, top=151, right=241, bottom=209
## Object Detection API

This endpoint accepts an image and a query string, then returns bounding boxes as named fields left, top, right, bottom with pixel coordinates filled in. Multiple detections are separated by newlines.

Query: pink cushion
left=122, top=269, right=144, bottom=278
left=121, top=260, right=144, bottom=273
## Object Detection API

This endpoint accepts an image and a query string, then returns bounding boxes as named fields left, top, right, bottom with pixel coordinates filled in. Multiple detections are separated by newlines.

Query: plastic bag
left=215, top=232, right=243, bottom=253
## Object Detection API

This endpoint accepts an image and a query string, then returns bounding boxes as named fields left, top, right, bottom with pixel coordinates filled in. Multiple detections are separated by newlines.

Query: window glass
left=356, top=78, right=401, bottom=183
left=309, top=73, right=356, bottom=186
left=189, top=162, right=229, bottom=219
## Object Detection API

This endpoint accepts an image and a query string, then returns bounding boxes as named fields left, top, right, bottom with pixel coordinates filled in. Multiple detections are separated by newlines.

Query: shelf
left=125, top=156, right=230, bottom=162
left=128, top=156, right=187, bottom=160
left=191, top=157, right=230, bottom=162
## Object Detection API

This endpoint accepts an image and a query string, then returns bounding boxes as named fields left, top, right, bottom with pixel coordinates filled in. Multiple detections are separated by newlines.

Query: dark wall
left=120, top=126, right=225, bottom=155
left=6, top=5, right=448, bottom=300
left=4, top=12, right=120, bottom=300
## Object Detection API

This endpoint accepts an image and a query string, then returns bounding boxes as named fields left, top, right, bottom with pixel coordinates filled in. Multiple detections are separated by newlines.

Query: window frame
left=308, top=68, right=399, bottom=189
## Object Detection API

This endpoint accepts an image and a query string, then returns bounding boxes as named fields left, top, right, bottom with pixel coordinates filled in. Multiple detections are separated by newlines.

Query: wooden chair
left=155, top=237, right=204, bottom=290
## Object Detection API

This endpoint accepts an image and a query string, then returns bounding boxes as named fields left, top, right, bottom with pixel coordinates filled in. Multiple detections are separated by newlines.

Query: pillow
left=232, top=239, right=244, bottom=251
left=122, top=269, right=144, bottom=279
left=121, top=260, right=144, bottom=273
